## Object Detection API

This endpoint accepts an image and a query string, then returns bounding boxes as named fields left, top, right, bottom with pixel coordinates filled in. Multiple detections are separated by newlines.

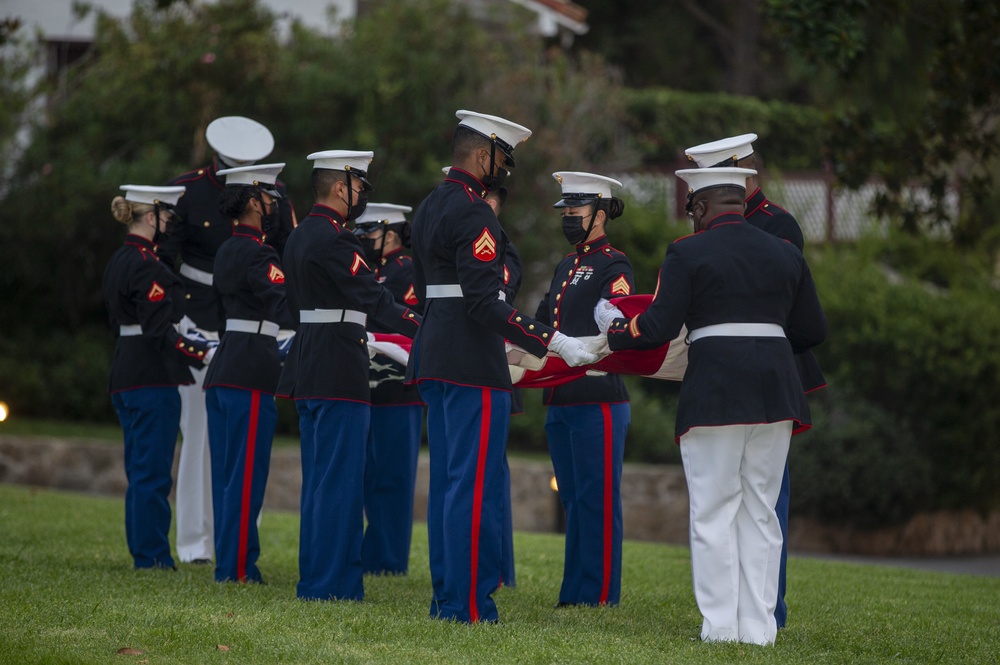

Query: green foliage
left=0, top=326, right=116, bottom=421
left=808, top=238, right=1000, bottom=513
left=0, top=18, right=37, bottom=179
left=762, top=0, right=872, bottom=73
left=773, top=0, right=1000, bottom=239
left=791, top=387, right=932, bottom=528
left=623, top=88, right=827, bottom=170
left=509, top=377, right=681, bottom=465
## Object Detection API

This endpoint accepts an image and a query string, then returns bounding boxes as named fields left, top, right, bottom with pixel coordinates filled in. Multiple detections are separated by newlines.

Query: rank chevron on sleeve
left=473, top=227, right=496, bottom=261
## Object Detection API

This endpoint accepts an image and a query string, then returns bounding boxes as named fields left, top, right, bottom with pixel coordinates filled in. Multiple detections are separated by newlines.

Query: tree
left=0, top=17, right=37, bottom=190
left=0, top=0, right=639, bottom=419
left=765, top=0, right=1000, bottom=243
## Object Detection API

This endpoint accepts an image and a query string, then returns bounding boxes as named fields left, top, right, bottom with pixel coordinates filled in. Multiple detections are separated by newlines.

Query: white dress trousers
left=679, top=420, right=792, bottom=646
left=175, top=364, right=214, bottom=562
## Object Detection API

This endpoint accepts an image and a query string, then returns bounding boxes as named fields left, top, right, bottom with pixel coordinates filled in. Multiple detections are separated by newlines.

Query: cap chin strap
left=710, top=156, right=741, bottom=168
left=345, top=170, right=356, bottom=221
left=579, top=205, right=598, bottom=245
left=151, top=202, right=164, bottom=244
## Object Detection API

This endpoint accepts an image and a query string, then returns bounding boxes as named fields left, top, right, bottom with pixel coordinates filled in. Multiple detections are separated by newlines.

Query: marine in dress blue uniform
left=484, top=184, right=520, bottom=589
left=606, top=167, right=827, bottom=645
left=686, top=134, right=827, bottom=628
left=203, top=163, right=294, bottom=584
left=277, top=151, right=421, bottom=601
left=408, top=111, right=598, bottom=623
left=353, top=203, right=424, bottom=575
left=103, top=185, right=213, bottom=570
left=160, top=116, right=295, bottom=564
left=535, top=172, right=634, bottom=607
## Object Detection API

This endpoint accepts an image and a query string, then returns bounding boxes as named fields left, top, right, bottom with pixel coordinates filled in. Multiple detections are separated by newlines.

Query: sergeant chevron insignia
left=611, top=274, right=631, bottom=296
left=473, top=227, right=496, bottom=262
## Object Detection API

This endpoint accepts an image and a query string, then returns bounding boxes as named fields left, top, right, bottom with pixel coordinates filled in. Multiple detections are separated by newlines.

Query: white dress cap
left=684, top=133, right=758, bottom=168
left=308, top=150, right=375, bottom=174
left=216, top=162, right=286, bottom=188
left=455, top=110, right=532, bottom=165
left=355, top=203, right=412, bottom=226
left=120, top=185, right=186, bottom=207
left=217, top=162, right=285, bottom=198
left=553, top=171, right=622, bottom=200
left=206, top=116, right=275, bottom=165
left=675, top=167, right=757, bottom=196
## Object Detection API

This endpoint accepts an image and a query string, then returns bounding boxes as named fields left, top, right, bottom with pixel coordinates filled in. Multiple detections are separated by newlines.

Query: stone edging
left=1, top=434, right=996, bottom=556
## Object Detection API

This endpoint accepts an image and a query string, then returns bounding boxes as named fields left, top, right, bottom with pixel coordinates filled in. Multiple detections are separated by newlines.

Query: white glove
left=277, top=332, right=295, bottom=360
left=177, top=315, right=197, bottom=337
left=203, top=344, right=217, bottom=366
left=584, top=334, right=611, bottom=358
left=366, top=332, right=376, bottom=359
left=549, top=331, right=599, bottom=367
left=594, top=298, right=625, bottom=335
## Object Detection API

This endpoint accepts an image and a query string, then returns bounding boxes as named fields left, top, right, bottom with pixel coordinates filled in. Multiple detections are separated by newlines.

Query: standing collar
left=444, top=167, right=489, bottom=199
left=704, top=212, right=747, bottom=231
left=310, top=203, right=347, bottom=225
left=381, top=246, right=404, bottom=264
left=575, top=234, right=610, bottom=256
left=124, top=233, right=157, bottom=252
left=233, top=224, right=266, bottom=243
left=745, top=187, right=767, bottom=216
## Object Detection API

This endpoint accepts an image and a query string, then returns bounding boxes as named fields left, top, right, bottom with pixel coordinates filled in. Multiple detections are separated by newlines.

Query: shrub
left=808, top=238, right=1000, bottom=514
left=790, top=387, right=932, bottom=528
left=623, top=88, right=827, bottom=170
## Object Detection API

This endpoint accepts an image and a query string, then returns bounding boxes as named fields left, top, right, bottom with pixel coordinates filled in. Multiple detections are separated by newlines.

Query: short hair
left=736, top=153, right=760, bottom=170
left=696, top=185, right=746, bottom=207
left=218, top=185, right=257, bottom=219
left=485, top=185, right=508, bottom=208
left=311, top=168, right=346, bottom=200
left=451, top=125, right=492, bottom=162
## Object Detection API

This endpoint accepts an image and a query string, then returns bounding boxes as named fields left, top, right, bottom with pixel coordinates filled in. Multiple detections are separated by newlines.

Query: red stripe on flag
left=469, top=388, right=491, bottom=623
left=600, top=403, right=612, bottom=606
left=238, top=390, right=260, bottom=583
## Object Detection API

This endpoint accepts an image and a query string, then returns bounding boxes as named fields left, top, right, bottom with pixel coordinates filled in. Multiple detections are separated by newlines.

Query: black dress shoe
left=189, top=558, right=212, bottom=565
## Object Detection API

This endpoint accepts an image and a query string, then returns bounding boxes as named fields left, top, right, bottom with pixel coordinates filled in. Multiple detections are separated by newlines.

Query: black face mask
left=345, top=189, right=369, bottom=222
left=260, top=197, right=280, bottom=234
left=481, top=167, right=508, bottom=192
left=562, top=209, right=597, bottom=246
left=480, top=142, right=509, bottom=191
left=561, top=215, right=586, bottom=245
left=152, top=207, right=175, bottom=245
left=358, top=235, right=380, bottom=265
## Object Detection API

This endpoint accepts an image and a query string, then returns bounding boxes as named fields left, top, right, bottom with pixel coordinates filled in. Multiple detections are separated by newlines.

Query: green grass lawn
left=0, top=484, right=997, bottom=664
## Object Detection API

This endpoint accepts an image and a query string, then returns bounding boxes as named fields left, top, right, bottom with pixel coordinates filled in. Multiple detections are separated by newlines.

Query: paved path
left=798, top=553, right=1000, bottom=578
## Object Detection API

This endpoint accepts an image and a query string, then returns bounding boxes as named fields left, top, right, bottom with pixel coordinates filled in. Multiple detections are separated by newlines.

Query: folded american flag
left=370, top=295, right=688, bottom=389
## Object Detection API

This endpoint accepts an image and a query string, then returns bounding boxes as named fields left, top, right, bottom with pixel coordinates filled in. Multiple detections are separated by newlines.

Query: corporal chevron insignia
left=610, top=274, right=631, bottom=296
left=268, top=263, right=285, bottom=284
left=147, top=281, right=165, bottom=302
left=473, top=227, right=496, bottom=262
left=350, top=252, right=369, bottom=275
left=404, top=284, right=418, bottom=305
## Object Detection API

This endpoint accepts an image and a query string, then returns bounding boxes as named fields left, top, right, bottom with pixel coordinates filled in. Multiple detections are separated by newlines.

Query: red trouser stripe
left=469, top=388, right=492, bottom=623
left=237, top=390, right=260, bottom=583
left=600, top=403, right=613, bottom=605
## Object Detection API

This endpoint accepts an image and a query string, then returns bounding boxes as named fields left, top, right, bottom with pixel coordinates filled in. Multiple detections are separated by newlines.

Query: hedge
left=623, top=87, right=828, bottom=170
